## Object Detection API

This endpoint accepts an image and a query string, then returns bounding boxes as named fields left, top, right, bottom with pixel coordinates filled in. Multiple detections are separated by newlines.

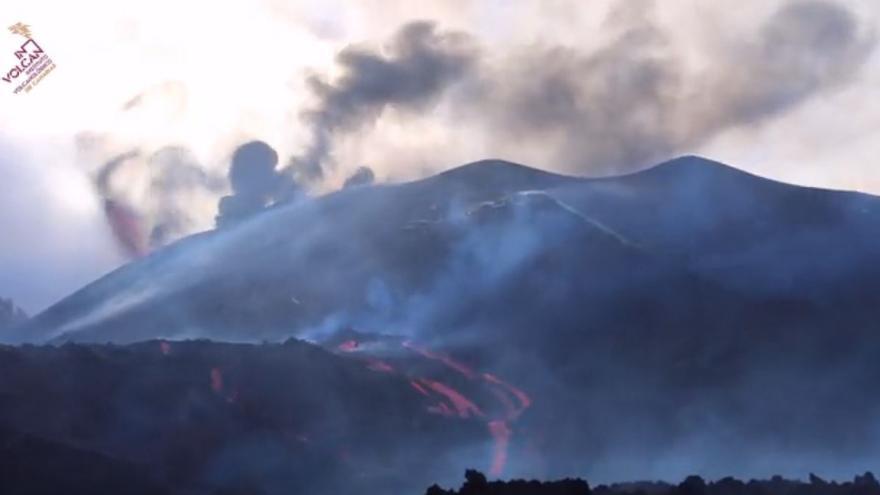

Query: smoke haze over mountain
left=2, top=0, right=879, bottom=310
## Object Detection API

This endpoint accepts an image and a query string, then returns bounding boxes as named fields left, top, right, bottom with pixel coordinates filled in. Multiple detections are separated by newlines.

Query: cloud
left=215, top=140, right=302, bottom=228
left=0, top=136, right=124, bottom=312
left=459, top=0, right=875, bottom=174
left=288, top=20, right=478, bottom=181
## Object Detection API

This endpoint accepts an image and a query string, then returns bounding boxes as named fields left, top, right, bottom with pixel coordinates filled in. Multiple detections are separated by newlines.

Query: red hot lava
left=337, top=340, right=359, bottom=352
left=483, top=373, right=531, bottom=415
left=410, top=380, right=430, bottom=396
left=330, top=336, right=533, bottom=477
left=417, top=378, right=484, bottom=419
left=402, top=341, right=476, bottom=379
left=103, top=198, right=148, bottom=258
left=402, top=342, right=531, bottom=477
left=365, top=359, right=395, bottom=373
left=487, top=420, right=511, bottom=477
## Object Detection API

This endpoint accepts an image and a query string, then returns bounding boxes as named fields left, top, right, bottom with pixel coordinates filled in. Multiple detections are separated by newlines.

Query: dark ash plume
left=467, top=0, right=874, bottom=174
left=216, top=140, right=300, bottom=228
left=289, top=21, right=477, bottom=181
left=705, top=0, right=875, bottom=126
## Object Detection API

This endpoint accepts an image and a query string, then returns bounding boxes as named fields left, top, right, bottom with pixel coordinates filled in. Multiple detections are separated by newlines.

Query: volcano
left=4, top=156, right=880, bottom=489
left=16, top=154, right=877, bottom=345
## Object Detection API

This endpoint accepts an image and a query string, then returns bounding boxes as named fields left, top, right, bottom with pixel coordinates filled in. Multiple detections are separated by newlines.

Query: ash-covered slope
left=7, top=159, right=652, bottom=344
left=11, top=155, right=859, bottom=346
left=554, top=156, right=880, bottom=300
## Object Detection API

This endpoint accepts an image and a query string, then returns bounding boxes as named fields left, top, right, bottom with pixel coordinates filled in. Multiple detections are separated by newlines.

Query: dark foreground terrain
left=428, top=470, right=880, bottom=495
left=0, top=339, right=533, bottom=495
left=2, top=339, right=880, bottom=495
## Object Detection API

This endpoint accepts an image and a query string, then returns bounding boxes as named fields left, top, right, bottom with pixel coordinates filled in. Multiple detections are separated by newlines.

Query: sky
left=1, top=0, right=879, bottom=313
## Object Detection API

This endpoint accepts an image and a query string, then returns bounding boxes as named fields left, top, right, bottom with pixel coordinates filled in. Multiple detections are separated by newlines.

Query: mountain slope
left=554, top=155, right=880, bottom=299
left=4, top=156, right=880, bottom=483
left=11, top=155, right=877, bottom=346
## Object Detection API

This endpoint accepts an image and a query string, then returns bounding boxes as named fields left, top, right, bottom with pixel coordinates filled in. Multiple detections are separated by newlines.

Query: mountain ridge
left=8, top=154, right=880, bottom=344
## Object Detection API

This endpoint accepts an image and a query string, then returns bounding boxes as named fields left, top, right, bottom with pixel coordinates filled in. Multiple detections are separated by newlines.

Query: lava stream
left=487, top=420, right=511, bottom=477
left=337, top=340, right=359, bottom=352
left=330, top=335, right=533, bottom=477
left=402, top=341, right=476, bottom=379
left=401, top=341, right=533, bottom=477
left=410, top=380, right=430, bottom=396
left=365, top=359, right=395, bottom=373
left=416, top=378, right=484, bottom=419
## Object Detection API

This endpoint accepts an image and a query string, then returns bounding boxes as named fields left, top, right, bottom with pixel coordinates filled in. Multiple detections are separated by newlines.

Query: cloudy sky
left=1, top=0, right=879, bottom=313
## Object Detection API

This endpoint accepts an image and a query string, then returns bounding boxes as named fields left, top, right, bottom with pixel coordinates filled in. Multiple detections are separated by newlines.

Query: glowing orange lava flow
left=365, top=359, right=395, bottom=373
left=417, top=378, right=484, bottom=419
left=402, top=341, right=476, bottom=378
left=337, top=340, right=359, bottom=352
left=330, top=336, right=532, bottom=477
left=401, top=341, right=533, bottom=477
left=487, top=420, right=511, bottom=477
left=410, top=380, right=430, bottom=396
left=103, top=198, right=148, bottom=258
left=483, top=373, right=531, bottom=415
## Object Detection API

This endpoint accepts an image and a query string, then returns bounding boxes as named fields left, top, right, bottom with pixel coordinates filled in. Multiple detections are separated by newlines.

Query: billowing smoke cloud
left=289, top=21, right=478, bottom=181
left=94, top=146, right=224, bottom=256
left=461, top=0, right=875, bottom=174
left=56, top=0, right=880, bottom=247
left=215, top=140, right=301, bottom=228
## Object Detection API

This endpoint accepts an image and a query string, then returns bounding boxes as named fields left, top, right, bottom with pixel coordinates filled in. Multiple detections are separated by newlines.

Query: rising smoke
left=287, top=20, right=478, bottom=182
left=215, top=140, right=301, bottom=228
left=280, top=0, right=875, bottom=181
left=17, top=0, right=873, bottom=298
left=94, top=146, right=224, bottom=256
left=459, top=0, right=876, bottom=174
left=78, top=0, right=878, bottom=249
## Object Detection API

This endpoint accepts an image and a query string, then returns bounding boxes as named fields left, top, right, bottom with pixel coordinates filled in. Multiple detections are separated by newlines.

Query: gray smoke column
left=467, top=0, right=875, bottom=174
left=215, top=140, right=300, bottom=228
left=289, top=21, right=477, bottom=181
